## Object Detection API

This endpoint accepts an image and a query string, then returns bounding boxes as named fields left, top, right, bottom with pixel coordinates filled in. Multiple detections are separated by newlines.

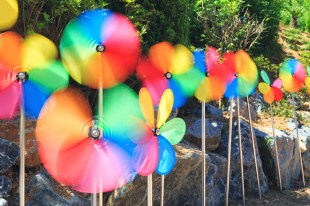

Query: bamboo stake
left=19, top=95, right=25, bottom=206
left=201, top=101, right=206, bottom=206
left=237, top=97, right=245, bottom=206
left=160, top=175, right=165, bottom=206
left=147, top=174, right=153, bottom=206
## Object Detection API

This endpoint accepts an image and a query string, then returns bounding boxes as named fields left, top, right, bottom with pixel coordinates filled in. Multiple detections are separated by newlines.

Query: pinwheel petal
left=169, top=79, right=187, bottom=108
left=0, top=0, right=18, bottom=30
left=224, top=78, right=238, bottom=98
left=272, top=78, right=282, bottom=89
left=307, top=66, right=310, bottom=77
left=170, top=44, right=193, bottom=74
left=149, top=42, right=173, bottom=74
left=126, top=117, right=153, bottom=145
left=139, top=88, right=155, bottom=127
left=206, top=46, right=219, bottom=72
left=156, top=135, right=176, bottom=175
left=260, top=70, right=270, bottom=85
left=306, top=77, right=310, bottom=87
left=273, top=87, right=283, bottom=102
left=258, top=82, right=271, bottom=94
left=280, top=59, right=306, bottom=92
left=0, top=63, right=17, bottom=90
left=193, top=49, right=206, bottom=73
left=156, top=89, right=174, bottom=128
left=264, top=89, right=274, bottom=104
left=0, top=81, right=20, bottom=120
left=0, top=31, right=22, bottom=69
left=132, top=136, right=158, bottom=176
left=160, top=118, right=186, bottom=145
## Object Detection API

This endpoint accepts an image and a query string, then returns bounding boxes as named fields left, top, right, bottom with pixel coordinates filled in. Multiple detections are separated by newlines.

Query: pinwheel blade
left=156, top=89, right=174, bottom=128
left=206, top=46, right=219, bottom=72
left=306, top=77, right=310, bottom=94
left=38, top=138, right=134, bottom=193
left=36, top=88, right=92, bottom=152
left=126, top=117, right=153, bottom=145
left=193, top=49, right=206, bottom=73
left=260, top=70, right=270, bottom=85
left=0, top=63, right=17, bottom=90
left=0, top=0, right=18, bottom=30
left=155, top=135, right=176, bottom=175
left=22, top=34, right=58, bottom=71
left=272, top=78, right=282, bottom=89
left=273, top=87, right=283, bottom=102
left=258, top=82, right=271, bottom=94
left=139, top=88, right=155, bottom=127
left=195, top=75, right=226, bottom=103
left=264, top=89, right=274, bottom=104
left=0, top=31, right=22, bottom=69
left=0, top=81, right=20, bottom=120
left=132, top=136, right=158, bottom=176
left=307, top=66, right=310, bottom=76
left=149, top=42, right=173, bottom=74
left=160, top=118, right=186, bottom=145
left=170, top=44, right=193, bottom=75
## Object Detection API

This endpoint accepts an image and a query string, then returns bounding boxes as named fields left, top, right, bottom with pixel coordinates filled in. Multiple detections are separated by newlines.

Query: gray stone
left=192, top=103, right=223, bottom=119
left=287, top=118, right=300, bottom=130
left=300, top=126, right=310, bottom=178
left=216, top=119, right=268, bottom=199
left=0, top=176, right=12, bottom=197
left=185, top=118, right=223, bottom=151
left=0, top=198, right=7, bottom=206
left=108, top=143, right=227, bottom=206
left=249, top=92, right=265, bottom=116
left=0, top=138, right=19, bottom=173
left=226, top=99, right=258, bottom=121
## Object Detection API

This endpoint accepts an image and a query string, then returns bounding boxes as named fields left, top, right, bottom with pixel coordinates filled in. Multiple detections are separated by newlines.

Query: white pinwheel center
left=164, top=72, right=173, bottom=79
left=234, top=72, right=239, bottom=77
left=96, top=44, right=106, bottom=52
left=152, top=127, right=160, bottom=136
left=89, top=127, right=101, bottom=140
left=16, top=72, right=29, bottom=82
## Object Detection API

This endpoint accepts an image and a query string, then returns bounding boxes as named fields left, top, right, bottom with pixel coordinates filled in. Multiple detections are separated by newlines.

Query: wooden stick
left=201, top=101, right=206, bottom=206
left=246, top=97, right=262, bottom=199
left=160, top=175, right=165, bottom=206
left=19, top=96, right=25, bottom=206
left=237, top=97, right=245, bottom=206
left=147, top=174, right=153, bottom=206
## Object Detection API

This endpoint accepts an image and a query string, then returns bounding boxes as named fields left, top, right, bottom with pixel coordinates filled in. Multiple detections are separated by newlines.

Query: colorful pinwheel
left=36, top=84, right=141, bottom=193
left=136, top=42, right=201, bottom=108
left=194, top=46, right=228, bottom=102
left=258, top=70, right=283, bottom=104
left=60, top=9, right=141, bottom=89
left=0, top=0, right=18, bottom=30
left=131, top=88, right=186, bottom=176
left=0, top=31, right=69, bottom=119
left=305, top=66, right=310, bottom=94
left=223, top=50, right=258, bottom=98
left=279, top=59, right=306, bottom=93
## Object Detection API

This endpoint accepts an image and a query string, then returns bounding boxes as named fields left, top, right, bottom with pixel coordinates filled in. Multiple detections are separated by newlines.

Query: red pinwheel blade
left=273, top=87, right=283, bottom=102
left=0, top=31, right=22, bottom=70
left=38, top=138, right=134, bottom=193
left=0, top=81, right=21, bottom=120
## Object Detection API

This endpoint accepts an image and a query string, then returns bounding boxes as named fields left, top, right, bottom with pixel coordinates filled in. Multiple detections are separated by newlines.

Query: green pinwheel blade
left=307, top=66, right=310, bottom=76
left=28, top=61, right=69, bottom=94
left=160, top=117, right=186, bottom=145
left=260, top=70, right=270, bottom=85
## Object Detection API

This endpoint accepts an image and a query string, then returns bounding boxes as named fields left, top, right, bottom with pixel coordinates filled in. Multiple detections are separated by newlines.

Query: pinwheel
left=222, top=50, right=259, bottom=206
left=258, top=70, right=283, bottom=190
left=136, top=42, right=201, bottom=108
left=36, top=84, right=141, bottom=193
left=131, top=88, right=186, bottom=206
left=0, top=31, right=68, bottom=206
left=0, top=0, right=18, bottom=30
left=193, top=46, right=228, bottom=205
left=305, top=66, right=310, bottom=94
left=279, top=58, right=306, bottom=187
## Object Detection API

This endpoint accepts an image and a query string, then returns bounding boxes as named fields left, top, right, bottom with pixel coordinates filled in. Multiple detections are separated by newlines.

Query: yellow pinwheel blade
left=22, top=33, right=58, bottom=71
left=170, top=44, right=193, bottom=75
left=156, top=89, right=174, bottom=128
left=306, top=77, right=310, bottom=86
left=139, top=88, right=155, bottom=127
left=258, top=82, right=271, bottom=94
left=0, top=0, right=18, bottom=31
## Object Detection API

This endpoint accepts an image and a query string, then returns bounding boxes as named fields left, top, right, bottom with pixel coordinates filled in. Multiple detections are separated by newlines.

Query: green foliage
left=253, top=55, right=279, bottom=80
left=300, top=51, right=310, bottom=66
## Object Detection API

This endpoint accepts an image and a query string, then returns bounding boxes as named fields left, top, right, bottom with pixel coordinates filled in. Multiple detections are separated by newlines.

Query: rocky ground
left=0, top=93, right=309, bottom=205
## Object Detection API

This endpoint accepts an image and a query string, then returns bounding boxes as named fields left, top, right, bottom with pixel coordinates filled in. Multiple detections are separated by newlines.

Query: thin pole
left=98, top=88, right=103, bottom=206
left=91, top=192, right=97, bottom=206
left=147, top=174, right=153, bottom=206
left=246, top=97, right=262, bottom=200
left=160, top=175, right=165, bottom=206
left=270, top=103, right=282, bottom=190
left=237, top=97, right=245, bottom=206
left=19, top=95, right=25, bottom=206
left=225, top=98, right=234, bottom=206
left=201, top=101, right=206, bottom=206
left=292, top=94, right=305, bottom=186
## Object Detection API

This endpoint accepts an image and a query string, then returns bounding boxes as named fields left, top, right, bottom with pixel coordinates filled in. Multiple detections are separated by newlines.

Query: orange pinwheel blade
left=0, top=31, right=22, bottom=70
left=264, top=89, right=274, bottom=104
left=156, top=89, right=174, bottom=128
left=139, top=88, right=155, bottom=127
left=36, top=88, right=92, bottom=152
left=149, top=42, right=173, bottom=74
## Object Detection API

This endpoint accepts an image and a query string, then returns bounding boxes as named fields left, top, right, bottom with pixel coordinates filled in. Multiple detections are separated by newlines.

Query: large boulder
left=299, top=126, right=310, bottom=178
left=192, top=103, right=223, bottom=119
left=0, top=138, right=19, bottom=173
left=185, top=118, right=223, bottom=151
left=226, top=99, right=258, bottom=121
left=0, top=119, right=40, bottom=167
left=108, top=143, right=227, bottom=206
left=216, top=119, right=268, bottom=199
left=0, top=176, right=12, bottom=197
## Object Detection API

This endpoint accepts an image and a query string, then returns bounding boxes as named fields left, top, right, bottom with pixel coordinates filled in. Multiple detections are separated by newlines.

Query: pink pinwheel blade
left=272, top=78, right=282, bottom=89
left=39, top=138, right=134, bottom=193
left=206, top=46, right=219, bottom=73
left=0, top=81, right=21, bottom=120
left=132, top=136, right=158, bottom=176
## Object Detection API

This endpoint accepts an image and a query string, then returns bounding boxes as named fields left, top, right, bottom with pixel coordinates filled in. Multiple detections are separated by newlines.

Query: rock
left=216, top=119, right=268, bottom=199
left=185, top=118, right=223, bottom=151
left=108, top=143, right=227, bottom=206
left=286, top=118, right=300, bottom=130
left=226, top=99, right=258, bottom=121
left=0, top=198, right=8, bottom=206
left=299, top=126, right=310, bottom=178
left=0, top=138, right=19, bottom=173
left=0, top=176, right=12, bottom=197
left=249, top=92, right=265, bottom=116
left=302, top=101, right=310, bottom=111
left=256, top=129, right=302, bottom=189
left=192, top=103, right=223, bottom=119
left=0, top=119, right=40, bottom=167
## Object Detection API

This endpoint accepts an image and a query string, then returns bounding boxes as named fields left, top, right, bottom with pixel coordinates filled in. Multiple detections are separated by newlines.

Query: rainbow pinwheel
left=60, top=9, right=141, bottom=89
left=258, top=70, right=283, bottom=104
left=36, top=84, right=142, bottom=193
left=0, top=0, right=18, bottom=30
left=136, top=42, right=201, bottom=108
left=0, top=31, right=69, bottom=119
left=194, top=46, right=228, bottom=102
left=131, top=88, right=186, bottom=176
left=223, top=50, right=258, bottom=98
left=305, top=66, right=310, bottom=94
left=279, top=59, right=306, bottom=93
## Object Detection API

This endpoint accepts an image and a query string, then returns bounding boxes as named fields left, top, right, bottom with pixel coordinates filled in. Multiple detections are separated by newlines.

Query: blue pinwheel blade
left=193, top=49, right=206, bottom=73
left=155, top=135, right=176, bottom=175
left=224, top=78, right=238, bottom=98
left=169, top=79, right=187, bottom=108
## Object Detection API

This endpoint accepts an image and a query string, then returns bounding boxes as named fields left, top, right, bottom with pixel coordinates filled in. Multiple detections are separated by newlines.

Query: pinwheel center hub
left=16, top=72, right=29, bottom=82
left=164, top=72, right=173, bottom=79
left=152, top=127, right=160, bottom=136
left=88, top=127, right=102, bottom=140
left=96, top=44, right=106, bottom=52
left=234, top=72, right=239, bottom=77
left=205, top=71, right=210, bottom=77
